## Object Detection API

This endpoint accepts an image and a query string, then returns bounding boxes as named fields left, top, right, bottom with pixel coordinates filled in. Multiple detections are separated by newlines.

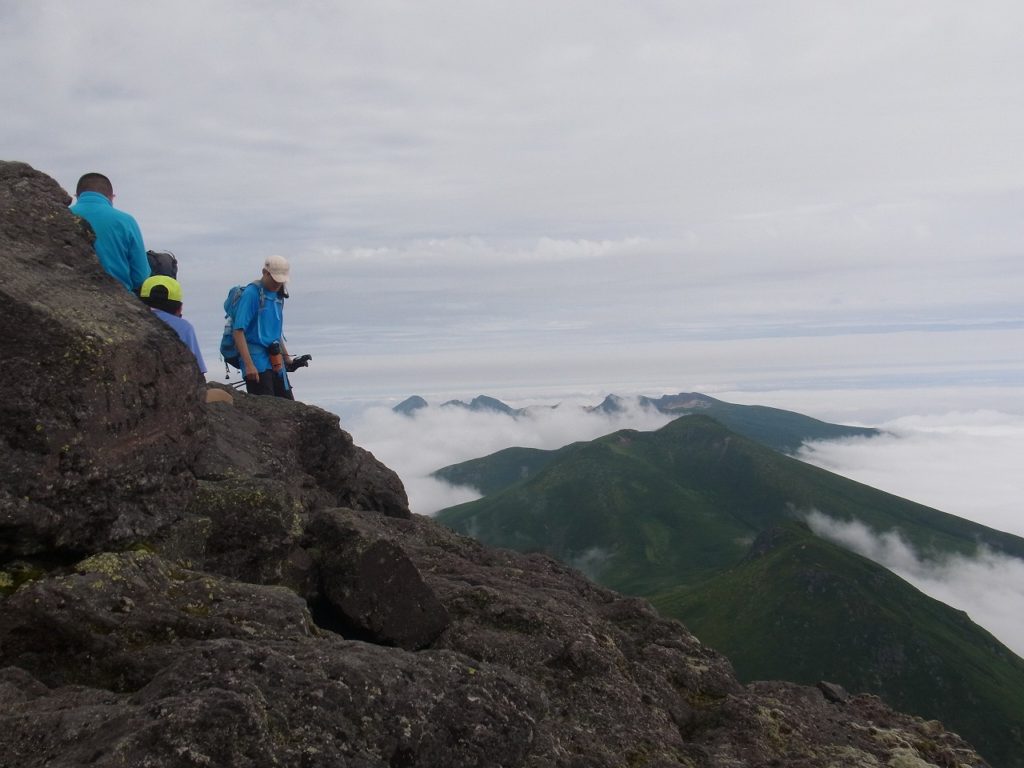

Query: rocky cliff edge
left=0, top=161, right=987, bottom=767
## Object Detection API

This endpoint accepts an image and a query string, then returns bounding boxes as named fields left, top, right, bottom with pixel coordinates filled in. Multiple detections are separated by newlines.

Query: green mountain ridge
left=433, top=391, right=881, bottom=494
left=438, top=416, right=1024, bottom=592
left=652, top=521, right=1024, bottom=767
left=435, top=414, right=1024, bottom=766
left=613, top=392, right=881, bottom=452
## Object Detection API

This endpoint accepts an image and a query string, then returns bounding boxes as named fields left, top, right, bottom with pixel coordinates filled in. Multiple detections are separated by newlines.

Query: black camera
left=286, top=354, right=312, bottom=372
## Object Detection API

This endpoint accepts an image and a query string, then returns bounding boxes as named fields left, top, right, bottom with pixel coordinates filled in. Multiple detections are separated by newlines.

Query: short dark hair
left=76, top=173, right=114, bottom=198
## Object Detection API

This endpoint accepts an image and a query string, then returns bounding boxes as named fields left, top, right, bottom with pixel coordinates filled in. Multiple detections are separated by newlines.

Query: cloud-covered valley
left=346, top=394, right=1024, bottom=656
left=346, top=397, right=676, bottom=515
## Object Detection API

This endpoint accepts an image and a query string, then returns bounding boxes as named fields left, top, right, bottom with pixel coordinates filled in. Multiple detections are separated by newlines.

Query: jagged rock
left=0, top=162, right=991, bottom=767
left=304, top=508, right=449, bottom=650
left=0, top=161, right=205, bottom=560
left=204, top=387, right=233, bottom=404
left=194, top=381, right=408, bottom=521
left=0, top=160, right=406, bottom=580
left=160, top=383, right=409, bottom=586
left=0, top=550, right=317, bottom=691
left=817, top=680, right=850, bottom=704
left=0, top=550, right=540, bottom=767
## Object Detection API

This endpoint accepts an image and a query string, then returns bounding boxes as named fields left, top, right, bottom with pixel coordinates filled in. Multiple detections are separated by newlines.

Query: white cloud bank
left=346, top=397, right=675, bottom=515
left=806, top=510, right=1024, bottom=658
left=797, top=410, right=1024, bottom=538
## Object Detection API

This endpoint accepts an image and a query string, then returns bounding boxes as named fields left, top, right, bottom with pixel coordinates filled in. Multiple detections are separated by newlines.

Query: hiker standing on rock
left=232, top=255, right=295, bottom=399
left=69, top=173, right=150, bottom=292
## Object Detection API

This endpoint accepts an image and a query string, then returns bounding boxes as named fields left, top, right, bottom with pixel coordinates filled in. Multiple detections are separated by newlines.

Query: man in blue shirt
left=139, top=275, right=207, bottom=376
left=70, top=173, right=150, bottom=291
left=232, top=255, right=294, bottom=399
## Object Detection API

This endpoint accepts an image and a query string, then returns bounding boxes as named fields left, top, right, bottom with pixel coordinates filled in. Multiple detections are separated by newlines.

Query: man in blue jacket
left=232, top=255, right=294, bottom=399
left=70, top=172, right=150, bottom=291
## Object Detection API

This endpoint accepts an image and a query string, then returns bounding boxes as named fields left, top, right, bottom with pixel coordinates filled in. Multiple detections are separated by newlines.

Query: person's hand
left=244, top=362, right=259, bottom=381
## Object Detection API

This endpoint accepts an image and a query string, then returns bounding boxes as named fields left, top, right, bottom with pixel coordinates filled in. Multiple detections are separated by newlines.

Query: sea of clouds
left=344, top=391, right=1024, bottom=656
left=797, top=409, right=1024, bottom=538
left=346, top=396, right=676, bottom=515
left=797, top=410, right=1024, bottom=656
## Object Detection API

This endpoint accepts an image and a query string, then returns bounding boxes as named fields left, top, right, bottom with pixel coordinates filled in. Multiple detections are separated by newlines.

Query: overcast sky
left=2, top=0, right=1021, bottom=405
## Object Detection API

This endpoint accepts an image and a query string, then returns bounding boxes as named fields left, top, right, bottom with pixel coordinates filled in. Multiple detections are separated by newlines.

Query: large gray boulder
left=174, top=384, right=410, bottom=587
left=305, top=509, right=450, bottom=651
left=0, top=161, right=990, bottom=767
left=0, top=161, right=204, bottom=558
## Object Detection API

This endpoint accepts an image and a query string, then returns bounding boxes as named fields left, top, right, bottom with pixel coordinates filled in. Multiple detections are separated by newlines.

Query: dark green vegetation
left=433, top=443, right=576, bottom=497
left=653, top=522, right=1024, bottom=768
left=437, top=416, right=1024, bottom=592
left=435, top=415, right=1024, bottom=766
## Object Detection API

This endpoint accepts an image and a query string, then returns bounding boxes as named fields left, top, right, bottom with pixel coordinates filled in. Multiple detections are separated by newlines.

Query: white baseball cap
left=264, top=254, right=290, bottom=283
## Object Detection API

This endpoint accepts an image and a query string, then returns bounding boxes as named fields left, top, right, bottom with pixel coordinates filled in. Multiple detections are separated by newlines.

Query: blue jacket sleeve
left=126, top=215, right=150, bottom=291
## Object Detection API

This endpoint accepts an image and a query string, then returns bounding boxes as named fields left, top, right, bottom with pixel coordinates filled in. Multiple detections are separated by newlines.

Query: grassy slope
left=651, top=522, right=1024, bottom=768
left=433, top=444, right=573, bottom=497
left=438, top=416, right=1024, bottom=596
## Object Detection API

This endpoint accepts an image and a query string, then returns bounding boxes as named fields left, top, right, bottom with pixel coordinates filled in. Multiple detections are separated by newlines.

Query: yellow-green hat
left=140, top=275, right=183, bottom=303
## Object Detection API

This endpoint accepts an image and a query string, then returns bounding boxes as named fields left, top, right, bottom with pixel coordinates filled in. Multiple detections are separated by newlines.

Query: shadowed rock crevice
left=301, top=509, right=450, bottom=650
left=307, top=592, right=381, bottom=644
left=0, top=161, right=991, bottom=767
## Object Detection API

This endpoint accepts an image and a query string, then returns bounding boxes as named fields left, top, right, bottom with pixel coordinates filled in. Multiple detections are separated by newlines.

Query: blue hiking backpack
left=219, top=281, right=264, bottom=369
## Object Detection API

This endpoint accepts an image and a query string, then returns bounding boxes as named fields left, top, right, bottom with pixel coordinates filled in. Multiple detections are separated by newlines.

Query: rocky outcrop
left=0, top=161, right=989, bottom=767
left=304, top=509, right=450, bottom=651
left=0, top=162, right=204, bottom=560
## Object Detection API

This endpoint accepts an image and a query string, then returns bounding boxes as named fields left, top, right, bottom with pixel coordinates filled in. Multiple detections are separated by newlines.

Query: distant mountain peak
left=395, top=390, right=879, bottom=454
left=588, top=394, right=627, bottom=414
left=640, top=392, right=717, bottom=411
left=393, top=395, right=428, bottom=416
left=442, top=395, right=519, bottom=415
